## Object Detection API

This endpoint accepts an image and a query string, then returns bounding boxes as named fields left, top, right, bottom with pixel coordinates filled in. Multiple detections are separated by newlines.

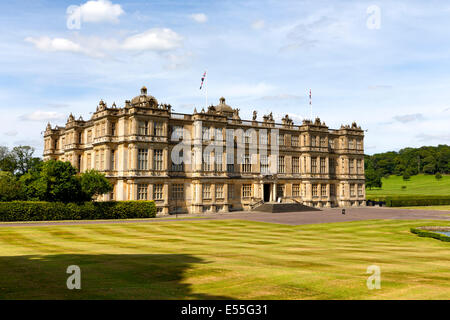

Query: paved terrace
left=0, top=207, right=449, bottom=228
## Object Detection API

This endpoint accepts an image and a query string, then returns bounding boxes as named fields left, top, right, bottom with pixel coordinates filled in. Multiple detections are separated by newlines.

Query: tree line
left=364, top=144, right=450, bottom=189
left=0, top=145, right=112, bottom=202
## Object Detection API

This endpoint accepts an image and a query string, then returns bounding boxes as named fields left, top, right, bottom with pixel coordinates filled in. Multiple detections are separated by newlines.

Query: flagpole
left=205, top=69, right=208, bottom=109
left=309, top=89, right=312, bottom=120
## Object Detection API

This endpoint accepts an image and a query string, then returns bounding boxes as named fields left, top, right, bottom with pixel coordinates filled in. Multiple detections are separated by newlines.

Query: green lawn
left=0, top=219, right=449, bottom=299
left=366, top=174, right=450, bottom=198
left=399, top=206, right=450, bottom=211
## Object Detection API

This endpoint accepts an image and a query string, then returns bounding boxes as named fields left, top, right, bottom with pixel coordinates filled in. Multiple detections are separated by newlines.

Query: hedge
left=410, top=228, right=450, bottom=242
left=367, top=195, right=450, bottom=207
left=0, top=201, right=156, bottom=222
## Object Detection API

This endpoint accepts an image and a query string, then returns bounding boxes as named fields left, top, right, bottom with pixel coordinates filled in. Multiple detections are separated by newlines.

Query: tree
left=80, top=169, right=113, bottom=200
left=10, top=146, right=38, bottom=176
left=35, top=160, right=84, bottom=202
left=0, top=171, right=22, bottom=201
left=365, top=168, right=382, bottom=190
left=0, top=146, right=16, bottom=173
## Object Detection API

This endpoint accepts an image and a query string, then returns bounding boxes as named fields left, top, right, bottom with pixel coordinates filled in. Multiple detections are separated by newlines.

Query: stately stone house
left=43, top=86, right=365, bottom=214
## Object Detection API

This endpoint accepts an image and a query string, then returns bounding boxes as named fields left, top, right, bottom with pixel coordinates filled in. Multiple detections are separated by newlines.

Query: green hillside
left=366, top=174, right=450, bottom=198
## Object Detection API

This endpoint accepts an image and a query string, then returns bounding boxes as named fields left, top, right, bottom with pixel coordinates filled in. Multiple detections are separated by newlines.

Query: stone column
left=272, top=183, right=277, bottom=202
left=163, top=148, right=168, bottom=171
left=105, top=147, right=111, bottom=171
left=163, top=183, right=169, bottom=206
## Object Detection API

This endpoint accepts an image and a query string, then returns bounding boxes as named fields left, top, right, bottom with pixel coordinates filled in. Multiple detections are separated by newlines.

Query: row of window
left=139, top=121, right=164, bottom=136
left=137, top=149, right=164, bottom=170
left=135, top=182, right=364, bottom=201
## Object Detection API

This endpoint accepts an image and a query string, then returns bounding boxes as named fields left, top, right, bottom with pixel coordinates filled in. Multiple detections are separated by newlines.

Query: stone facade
left=43, top=86, right=366, bottom=215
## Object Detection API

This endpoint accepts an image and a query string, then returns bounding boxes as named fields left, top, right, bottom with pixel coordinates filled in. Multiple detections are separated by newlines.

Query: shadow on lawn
left=0, top=253, right=231, bottom=300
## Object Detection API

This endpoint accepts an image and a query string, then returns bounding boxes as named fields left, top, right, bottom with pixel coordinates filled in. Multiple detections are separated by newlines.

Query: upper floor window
left=292, top=157, right=300, bottom=174
left=154, top=122, right=164, bottom=136
left=320, top=158, right=326, bottom=173
left=278, top=156, right=285, bottom=173
left=349, top=139, right=355, bottom=149
left=356, top=140, right=362, bottom=150
left=111, top=123, right=116, bottom=136
left=291, top=135, right=299, bottom=147
left=227, top=152, right=234, bottom=173
left=139, top=121, right=149, bottom=135
left=111, top=150, right=116, bottom=170
left=138, top=149, right=148, bottom=170
left=311, top=158, right=317, bottom=173
left=259, top=131, right=268, bottom=146
left=261, top=155, right=269, bottom=174
left=202, top=126, right=210, bottom=140
left=153, top=149, right=163, bottom=170
left=242, top=154, right=251, bottom=173
left=278, top=134, right=285, bottom=146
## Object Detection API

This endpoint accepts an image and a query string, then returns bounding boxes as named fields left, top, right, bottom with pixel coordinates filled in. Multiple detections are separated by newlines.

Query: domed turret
left=216, top=97, right=233, bottom=113
left=131, top=86, right=158, bottom=108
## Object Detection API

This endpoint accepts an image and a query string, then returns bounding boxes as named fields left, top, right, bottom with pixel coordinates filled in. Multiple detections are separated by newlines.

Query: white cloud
left=20, top=111, right=66, bottom=122
left=78, top=0, right=125, bottom=24
left=25, top=37, right=82, bottom=53
left=121, top=28, right=183, bottom=51
left=251, top=19, right=265, bottom=30
left=25, top=28, right=183, bottom=57
left=4, top=130, right=18, bottom=137
left=393, top=113, right=425, bottom=123
left=190, top=13, right=208, bottom=23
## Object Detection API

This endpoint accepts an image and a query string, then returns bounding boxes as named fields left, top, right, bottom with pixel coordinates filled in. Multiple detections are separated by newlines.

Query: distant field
left=0, top=219, right=449, bottom=299
left=366, top=174, right=450, bottom=198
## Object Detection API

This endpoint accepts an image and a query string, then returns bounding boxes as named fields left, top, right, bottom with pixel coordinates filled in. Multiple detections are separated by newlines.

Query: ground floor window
left=138, top=184, right=148, bottom=200
left=153, top=184, right=163, bottom=200
left=293, top=184, right=300, bottom=197
left=358, top=184, right=364, bottom=196
left=203, top=184, right=211, bottom=199
left=321, top=185, right=327, bottom=197
left=228, top=184, right=234, bottom=199
left=350, top=184, right=356, bottom=197
left=242, top=184, right=252, bottom=198
left=215, top=184, right=224, bottom=199
left=312, top=184, right=318, bottom=197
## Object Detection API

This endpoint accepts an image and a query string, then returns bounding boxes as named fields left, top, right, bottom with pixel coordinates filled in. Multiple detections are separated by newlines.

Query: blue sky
left=1, top=0, right=450, bottom=156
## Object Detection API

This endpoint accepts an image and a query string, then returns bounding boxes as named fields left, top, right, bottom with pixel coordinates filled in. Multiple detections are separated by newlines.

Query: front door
left=264, top=184, right=271, bottom=202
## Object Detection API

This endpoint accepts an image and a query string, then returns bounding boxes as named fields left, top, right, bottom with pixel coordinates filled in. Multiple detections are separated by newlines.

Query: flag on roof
left=200, top=71, right=207, bottom=90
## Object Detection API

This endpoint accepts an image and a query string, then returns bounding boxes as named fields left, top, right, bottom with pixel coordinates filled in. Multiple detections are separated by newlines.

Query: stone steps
left=251, top=202, right=321, bottom=213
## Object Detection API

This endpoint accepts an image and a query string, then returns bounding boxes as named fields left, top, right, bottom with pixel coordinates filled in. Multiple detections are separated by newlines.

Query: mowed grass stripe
left=0, top=219, right=449, bottom=299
